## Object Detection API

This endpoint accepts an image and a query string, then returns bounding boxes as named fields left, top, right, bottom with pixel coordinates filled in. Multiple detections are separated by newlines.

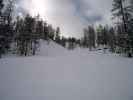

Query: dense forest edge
left=0, top=0, right=133, bottom=58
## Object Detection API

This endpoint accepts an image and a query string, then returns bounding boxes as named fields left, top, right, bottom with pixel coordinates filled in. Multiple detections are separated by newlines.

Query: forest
left=0, top=0, right=133, bottom=58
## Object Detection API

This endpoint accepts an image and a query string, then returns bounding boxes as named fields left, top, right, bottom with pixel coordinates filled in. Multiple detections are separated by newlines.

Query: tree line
left=0, top=0, right=133, bottom=58
left=0, top=0, right=64, bottom=57
left=80, top=0, right=133, bottom=57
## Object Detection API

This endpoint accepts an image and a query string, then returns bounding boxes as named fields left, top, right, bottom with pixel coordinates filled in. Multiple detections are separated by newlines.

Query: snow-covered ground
left=0, top=41, right=133, bottom=100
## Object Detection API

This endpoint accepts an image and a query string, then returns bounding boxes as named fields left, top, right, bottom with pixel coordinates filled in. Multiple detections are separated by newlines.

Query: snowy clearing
left=0, top=41, right=133, bottom=100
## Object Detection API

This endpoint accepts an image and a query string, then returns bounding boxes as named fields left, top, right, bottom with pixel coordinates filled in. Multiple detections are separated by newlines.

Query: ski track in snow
left=0, top=41, right=133, bottom=100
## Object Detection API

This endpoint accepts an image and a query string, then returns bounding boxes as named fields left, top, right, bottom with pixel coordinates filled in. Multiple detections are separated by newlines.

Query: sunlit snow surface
left=0, top=41, right=133, bottom=100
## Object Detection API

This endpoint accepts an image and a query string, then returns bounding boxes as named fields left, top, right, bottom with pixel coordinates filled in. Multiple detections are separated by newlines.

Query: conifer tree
left=96, top=25, right=104, bottom=46
left=0, top=0, right=14, bottom=58
left=88, top=25, right=96, bottom=50
left=112, top=0, right=127, bottom=32
left=0, top=0, right=4, bottom=57
left=16, top=14, right=35, bottom=56
left=55, top=27, right=61, bottom=43
left=112, top=0, right=133, bottom=56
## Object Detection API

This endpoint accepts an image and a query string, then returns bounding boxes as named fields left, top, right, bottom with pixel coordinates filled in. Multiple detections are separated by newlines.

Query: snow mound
left=37, top=40, right=68, bottom=57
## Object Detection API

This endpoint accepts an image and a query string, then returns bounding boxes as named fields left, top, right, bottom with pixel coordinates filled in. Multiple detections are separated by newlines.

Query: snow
left=37, top=40, right=68, bottom=57
left=0, top=40, right=133, bottom=100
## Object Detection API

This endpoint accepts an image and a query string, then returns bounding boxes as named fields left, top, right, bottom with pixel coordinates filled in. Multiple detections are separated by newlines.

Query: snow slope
left=37, top=40, right=68, bottom=57
left=0, top=41, right=133, bottom=100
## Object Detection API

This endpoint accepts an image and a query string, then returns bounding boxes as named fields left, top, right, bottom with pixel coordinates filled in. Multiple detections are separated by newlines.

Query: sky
left=15, top=0, right=113, bottom=38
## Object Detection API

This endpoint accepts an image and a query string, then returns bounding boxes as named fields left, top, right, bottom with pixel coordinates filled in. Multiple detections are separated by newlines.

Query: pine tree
left=14, top=16, right=23, bottom=54
left=112, top=0, right=128, bottom=32
left=96, top=25, right=104, bottom=46
left=0, top=0, right=3, bottom=15
left=0, top=0, right=4, bottom=58
left=128, top=0, right=133, bottom=55
left=16, top=14, right=35, bottom=56
left=83, top=28, right=89, bottom=48
left=68, top=37, right=76, bottom=50
left=108, top=27, right=116, bottom=52
left=43, top=22, right=49, bottom=40
left=24, top=14, right=36, bottom=56
left=88, top=25, right=96, bottom=50
left=112, top=0, right=133, bottom=56
left=47, top=24, right=55, bottom=40
left=4, top=0, right=14, bottom=25
left=55, top=27, right=61, bottom=43
left=82, top=25, right=96, bottom=50
left=32, top=16, right=43, bottom=55
left=34, top=15, right=43, bottom=39
left=60, top=36, right=66, bottom=47
left=15, top=17, right=25, bottom=55
left=0, top=0, right=14, bottom=58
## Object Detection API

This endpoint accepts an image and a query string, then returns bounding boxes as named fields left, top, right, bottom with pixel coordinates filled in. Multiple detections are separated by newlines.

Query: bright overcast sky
left=15, top=0, right=113, bottom=38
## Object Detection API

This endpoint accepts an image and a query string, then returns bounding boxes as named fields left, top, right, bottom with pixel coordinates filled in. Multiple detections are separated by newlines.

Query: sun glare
left=30, top=0, right=50, bottom=19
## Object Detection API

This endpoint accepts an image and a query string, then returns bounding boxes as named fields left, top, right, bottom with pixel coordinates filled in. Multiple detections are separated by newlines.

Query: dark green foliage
left=43, top=22, right=49, bottom=40
left=108, top=27, right=116, bottom=52
left=47, top=25, right=55, bottom=40
left=111, top=0, right=133, bottom=57
left=82, top=25, right=96, bottom=50
left=96, top=25, right=104, bottom=46
left=60, top=36, right=66, bottom=47
left=88, top=26, right=96, bottom=50
left=81, top=24, right=118, bottom=53
left=0, top=0, right=3, bottom=15
left=55, top=27, right=61, bottom=43
left=112, top=0, right=127, bottom=32
left=66, top=37, right=78, bottom=50
left=15, top=15, right=35, bottom=56
left=14, top=14, right=58, bottom=56
left=0, top=0, right=14, bottom=58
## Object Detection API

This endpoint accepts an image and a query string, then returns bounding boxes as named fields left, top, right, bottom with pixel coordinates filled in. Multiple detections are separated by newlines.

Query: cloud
left=15, top=0, right=113, bottom=38
left=73, top=0, right=103, bottom=23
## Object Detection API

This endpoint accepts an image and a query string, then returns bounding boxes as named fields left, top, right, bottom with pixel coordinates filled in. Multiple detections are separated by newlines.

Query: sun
left=29, top=0, right=50, bottom=19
